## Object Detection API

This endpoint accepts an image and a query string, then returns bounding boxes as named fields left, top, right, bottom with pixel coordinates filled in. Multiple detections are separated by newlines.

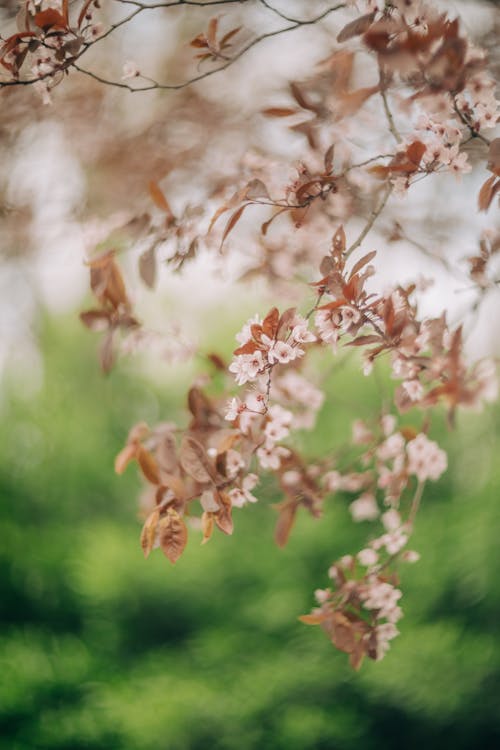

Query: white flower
left=225, top=397, right=244, bottom=421
left=256, top=445, right=290, bottom=471
left=228, top=351, right=264, bottom=385
left=122, top=60, right=140, bottom=80
left=377, top=432, right=405, bottom=462
left=381, top=509, right=401, bottom=531
left=290, top=316, right=316, bottom=344
left=349, top=493, right=379, bottom=522
left=407, top=433, right=447, bottom=482
left=402, top=379, right=424, bottom=401
left=358, top=548, right=378, bottom=567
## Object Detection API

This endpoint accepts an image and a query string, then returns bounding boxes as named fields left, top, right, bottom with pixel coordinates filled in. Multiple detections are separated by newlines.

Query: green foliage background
left=1, top=318, right=499, bottom=750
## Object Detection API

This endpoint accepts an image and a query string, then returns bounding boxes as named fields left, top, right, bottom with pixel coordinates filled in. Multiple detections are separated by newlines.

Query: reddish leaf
left=159, top=509, right=188, bottom=563
left=77, top=0, right=95, bottom=28
left=220, top=204, right=249, bottom=248
left=140, top=509, right=160, bottom=559
left=187, top=387, right=213, bottom=429
left=159, top=473, right=186, bottom=501
left=115, top=442, right=137, bottom=474
left=324, top=144, right=335, bottom=175
left=349, top=250, right=377, bottom=279
left=274, top=501, right=297, bottom=547
left=406, top=140, right=426, bottom=167
left=79, top=309, right=110, bottom=331
left=332, top=225, right=346, bottom=257
left=244, top=178, right=270, bottom=200
left=262, top=107, right=298, bottom=117
left=262, top=307, right=280, bottom=338
left=180, top=436, right=214, bottom=483
left=215, top=491, right=233, bottom=535
left=261, top=207, right=288, bottom=236
left=137, top=447, right=161, bottom=485
left=207, top=17, right=219, bottom=49
left=299, top=612, right=327, bottom=625
left=34, top=8, right=67, bottom=30
left=220, top=26, right=242, bottom=48
left=148, top=180, right=173, bottom=217
left=233, top=340, right=261, bottom=356
left=290, top=81, right=320, bottom=113
left=478, top=175, right=498, bottom=212
left=99, top=330, right=115, bottom=374
left=201, top=511, right=214, bottom=544
left=487, top=138, right=500, bottom=176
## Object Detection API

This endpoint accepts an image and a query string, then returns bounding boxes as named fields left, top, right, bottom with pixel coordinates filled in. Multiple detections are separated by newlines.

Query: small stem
left=345, top=183, right=393, bottom=258
left=407, top=480, right=425, bottom=529
left=380, top=88, right=401, bottom=144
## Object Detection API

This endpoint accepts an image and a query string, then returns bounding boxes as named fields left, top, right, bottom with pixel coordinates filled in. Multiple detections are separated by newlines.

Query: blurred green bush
left=1, top=318, right=499, bottom=750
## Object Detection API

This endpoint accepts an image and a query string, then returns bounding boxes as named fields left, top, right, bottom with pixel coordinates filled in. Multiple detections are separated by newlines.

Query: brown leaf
left=220, top=204, right=249, bottom=248
left=140, top=509, right=160, bottom=559
left=478, top=175, right=498, bottom=212
left=148, top=180, right=174, bottom=217
left=100, top=330, right=115, bottom=374
left=324, top=144, right=335, bottom=175
left=290, top=81, right=321, bottom=114
left=261, top=207, right=288, bottom=236
left=207, top=16, right=219, bottom=49
left=274, top=500, right=297, bottom=547
left=190, top=33, right=208, bottom=49
left=262, top=107, right=299, bottom=117
left=331, top=613, right=357, bottom=653
left=233, top=340, right=261, bottom=356
left=220, top=26, right=242, bottom=48
left=299, top=612, right=327, bottom=625
left=405, top=140, right=426, bottom=167
left=115, top=443, right=138, bottom=474
left=180, top=436, right=214, bottom=483
left=215, top=491, right=233, bottom=535
left=337, top=11, right=376, bottom=43
left=77, top=0, right=95, bottom=28
left=332, top=226, right=346, bottom=261
left=34, top=8, right=67, bottom=30
left=201, top=511, right=214, bottom=544
left=487, top=138, right=500, bottom=176
left=187, top=387, right=214, bottom=429
left=262, top=306, right=280, bottom=338
left=79, top=309, right=110, bottom=331
left=349, top=641, right=365, bottom=670
left=349, top=250, right=377, bottom=279
left=159, top=473, right=186, bottom=501
left=137, top=447, right=161, bottom=485
left=139, top=246, right=157, bottom=289
left=159, top=509, right=188, bottom=563
left=244, top=178, right=270, bottom=200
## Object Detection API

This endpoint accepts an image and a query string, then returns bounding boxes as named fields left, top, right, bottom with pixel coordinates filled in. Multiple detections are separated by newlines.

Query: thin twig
left=407, top=480, right=425, bottom=528
left=72, top=3, right=345, bottom=92
left=345, top=183, right=393, bottom=258
left=380, top=88, right=402, bottom=144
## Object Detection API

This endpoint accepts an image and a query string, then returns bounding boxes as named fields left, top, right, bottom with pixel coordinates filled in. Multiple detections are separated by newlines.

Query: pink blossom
left=229, top=351, right=264, bottom=385
left=122, top=60, right=140, bottom=80
left=358, top=548, right=378, bottom=566
left=349, top=493, right=379, bottom=522
left=407, top=434, right=447, bottom=482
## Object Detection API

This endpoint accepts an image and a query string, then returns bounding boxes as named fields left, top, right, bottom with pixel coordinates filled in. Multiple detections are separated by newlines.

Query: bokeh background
left=1, top=1, right=500, bottom=748
left=1, top=316, right=499, bottom=750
